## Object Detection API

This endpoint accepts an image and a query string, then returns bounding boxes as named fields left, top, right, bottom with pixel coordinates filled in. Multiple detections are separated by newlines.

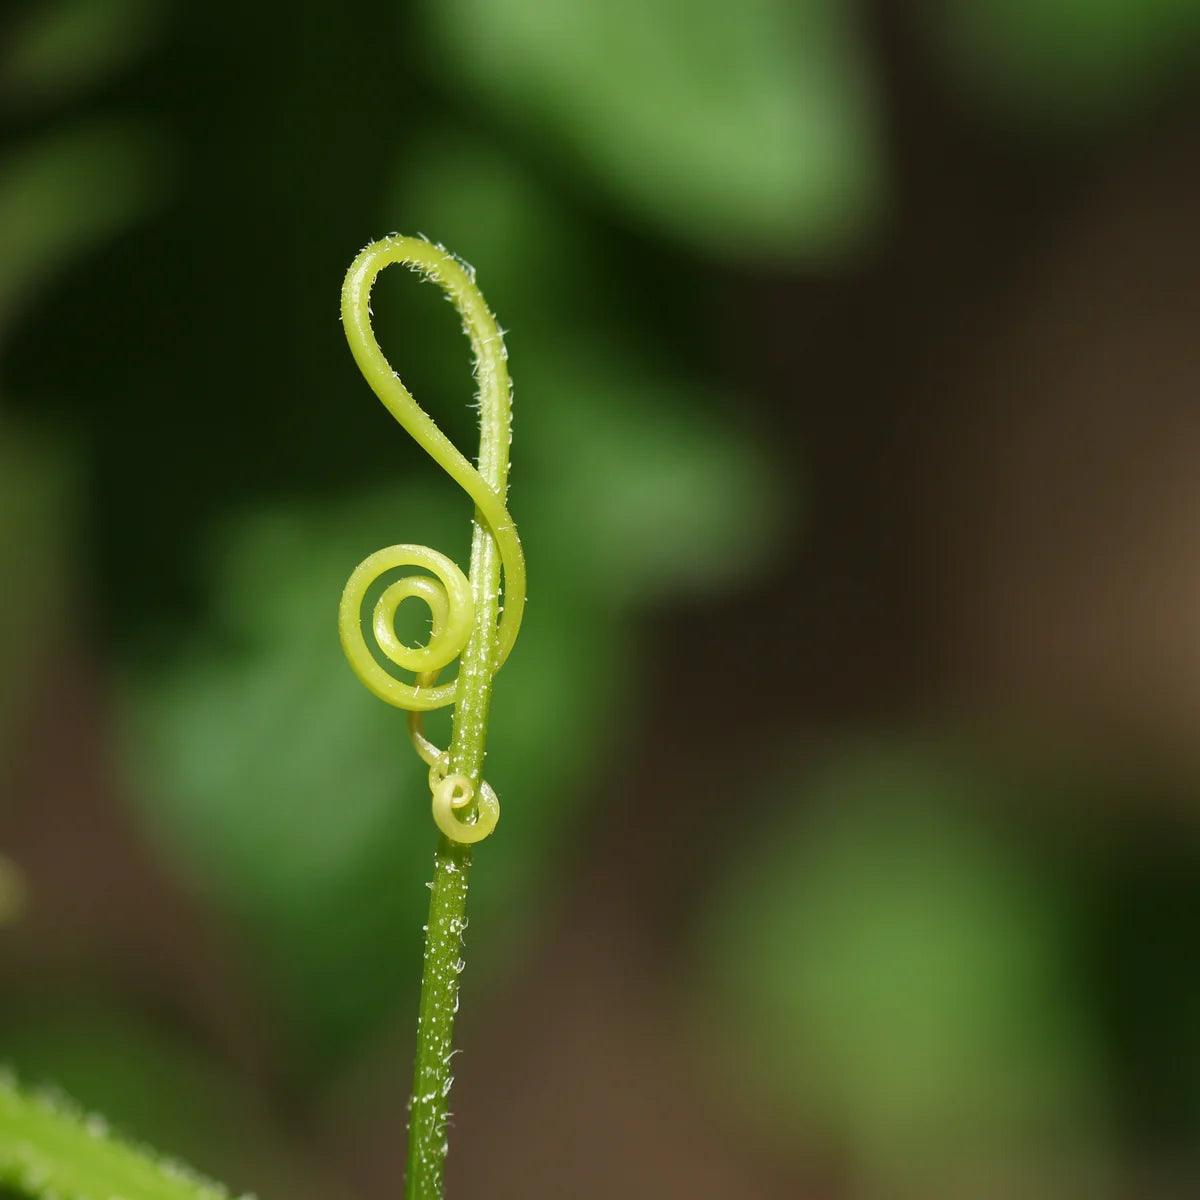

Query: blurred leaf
left=518, top=346, right=783, bottom=603
left=4, top=1004, right=235, bottom=1169
left=1, top=0, right=165, bottom=111
left=695, top=742, right=1111, bottom=1190
left=389, top=132, right=587, bottom=317
left=924, top=0, right=1200, bottom=126
left=0, top=119, right=168, bottom=338
left=423, top=0, right=884, bottom=260
left=0, top=997, right=312, bottom=1199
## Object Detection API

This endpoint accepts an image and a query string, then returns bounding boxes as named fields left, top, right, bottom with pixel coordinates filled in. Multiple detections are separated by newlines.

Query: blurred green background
left=2, top=1, right=1200, bottom=1196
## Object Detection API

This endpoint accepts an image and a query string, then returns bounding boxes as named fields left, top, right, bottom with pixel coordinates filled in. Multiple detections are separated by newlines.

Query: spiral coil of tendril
left=337, top=237, right=525, bottom=845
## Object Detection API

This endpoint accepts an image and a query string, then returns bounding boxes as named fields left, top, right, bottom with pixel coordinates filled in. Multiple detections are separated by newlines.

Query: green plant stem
left=405, top=511, right=505, bottom=1200
left=405, top=835, right=471, bottom=1198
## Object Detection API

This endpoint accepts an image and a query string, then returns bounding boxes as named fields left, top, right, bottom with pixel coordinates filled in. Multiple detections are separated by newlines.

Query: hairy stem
left=405, top=838, right=470, bottom=1197
left=406, top=516, right=506, bottom=1199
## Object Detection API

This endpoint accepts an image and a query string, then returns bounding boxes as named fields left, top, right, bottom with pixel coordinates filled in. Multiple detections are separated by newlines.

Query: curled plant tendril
left=337, top=236, right=524, bottom=845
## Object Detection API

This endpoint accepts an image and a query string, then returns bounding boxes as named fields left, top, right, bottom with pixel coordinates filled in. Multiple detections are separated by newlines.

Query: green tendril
left=337, top=236, right=525, bottom=1197
left=337, top=235, right=525, bottom=844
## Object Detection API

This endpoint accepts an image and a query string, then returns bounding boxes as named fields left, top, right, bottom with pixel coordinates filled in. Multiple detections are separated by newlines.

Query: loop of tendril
left=337, top=236, right=525, bottom=844
left=427, top=756, right=500, bottom=844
